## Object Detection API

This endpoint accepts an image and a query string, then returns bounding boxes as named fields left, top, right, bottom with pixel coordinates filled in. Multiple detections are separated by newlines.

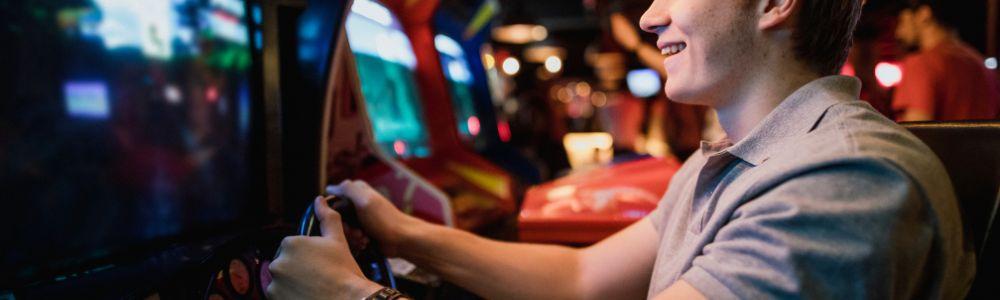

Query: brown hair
left=793, top=0, right=864, bottom=75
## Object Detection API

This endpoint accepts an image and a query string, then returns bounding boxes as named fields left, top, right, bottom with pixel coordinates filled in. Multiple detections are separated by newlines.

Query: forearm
left=399, top=223, right=586, bottom=299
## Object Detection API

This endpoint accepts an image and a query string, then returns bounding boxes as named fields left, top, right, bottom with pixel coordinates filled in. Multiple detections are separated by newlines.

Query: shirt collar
left=718, top=75, right=862, bottom=166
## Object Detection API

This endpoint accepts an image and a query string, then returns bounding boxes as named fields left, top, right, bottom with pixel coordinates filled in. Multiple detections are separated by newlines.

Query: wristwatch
left=364, top=287, right=409, bottom=300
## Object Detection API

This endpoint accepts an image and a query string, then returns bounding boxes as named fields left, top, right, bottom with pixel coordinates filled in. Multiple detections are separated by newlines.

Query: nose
left=639, top=0, right=671, bottom=34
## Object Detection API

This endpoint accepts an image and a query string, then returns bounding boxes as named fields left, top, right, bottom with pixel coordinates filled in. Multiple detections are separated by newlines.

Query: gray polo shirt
left=646, top=76, right=976, bottom=299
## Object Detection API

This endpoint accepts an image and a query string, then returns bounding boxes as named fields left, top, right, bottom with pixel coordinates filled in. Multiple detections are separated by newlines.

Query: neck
left=920, top=24, right=955, bottom=50
left=713, top=61, right=820, bottom=142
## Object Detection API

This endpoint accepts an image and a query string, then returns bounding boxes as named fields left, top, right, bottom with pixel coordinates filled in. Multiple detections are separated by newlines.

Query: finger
left=314, top=195, right=347, bottom=239
left=343, top=180, right=381, bottom=208
left=327, top=179, right=350, bottom=196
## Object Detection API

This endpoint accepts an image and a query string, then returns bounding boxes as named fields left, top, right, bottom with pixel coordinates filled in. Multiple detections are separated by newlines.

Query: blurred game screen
left=345, top=0, right=432, bottom=158
left=434, top=34, right=481, bottom=140
left=0, top=0, right=262, bottom=283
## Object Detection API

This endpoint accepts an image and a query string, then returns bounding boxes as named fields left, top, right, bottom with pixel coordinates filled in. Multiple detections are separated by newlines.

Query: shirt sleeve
left=892, top=55, right=937, bottom=118
left=648, top=152, right=704, bottom=234
left=680, top=158, right=935, bottom=299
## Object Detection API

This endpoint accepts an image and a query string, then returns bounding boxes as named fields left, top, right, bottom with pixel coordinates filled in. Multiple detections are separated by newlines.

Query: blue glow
left=238, top=82, right=251, bottom=136
left=297, top=20, right=321, bottom=61
left=254, top=30, right=263, bottom=50
left=64, top=81, right=111, bottom=119
left=434, top=35, right=473, bottom=84
left=626, top=69, right=662, bottom=98
left=345, top=0, right=416, bottom=69
left=251, top=4, right=263, bottom=25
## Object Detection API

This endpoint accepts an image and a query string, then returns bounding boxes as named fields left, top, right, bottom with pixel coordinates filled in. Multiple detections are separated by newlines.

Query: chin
left=664, top=83, right=705, bottom=105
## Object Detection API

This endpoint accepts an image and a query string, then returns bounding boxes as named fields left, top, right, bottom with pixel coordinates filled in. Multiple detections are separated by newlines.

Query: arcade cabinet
left=1, top=0, right=284, bottom=297
left=432, top=0, right=543, bottom=186
left=344, top=0, right=518, bottom=232
left=2, top=0, right=458, bottom=298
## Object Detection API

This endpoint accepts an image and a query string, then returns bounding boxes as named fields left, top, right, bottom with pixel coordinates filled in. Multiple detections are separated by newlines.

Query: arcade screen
left=345, top=0, right=432, bottom=158
left=0, top=0, right=262, bottom=284
left=434, top=34, right=481, bottom=140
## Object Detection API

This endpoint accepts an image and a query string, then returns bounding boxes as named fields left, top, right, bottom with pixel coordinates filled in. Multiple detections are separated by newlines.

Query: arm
left=339, top=180, right=661, bottom=300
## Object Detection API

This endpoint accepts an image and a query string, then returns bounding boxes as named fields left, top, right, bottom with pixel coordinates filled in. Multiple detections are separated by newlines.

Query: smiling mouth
left=660, top=42, right=687, bottom=57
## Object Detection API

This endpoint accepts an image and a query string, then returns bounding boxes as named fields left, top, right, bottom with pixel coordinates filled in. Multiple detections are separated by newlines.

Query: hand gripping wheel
left=299, top=196, right=396, bottom=288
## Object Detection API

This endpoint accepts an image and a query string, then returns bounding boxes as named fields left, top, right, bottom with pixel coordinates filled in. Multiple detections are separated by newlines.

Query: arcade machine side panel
left=321, top=22, right=454, bottom=227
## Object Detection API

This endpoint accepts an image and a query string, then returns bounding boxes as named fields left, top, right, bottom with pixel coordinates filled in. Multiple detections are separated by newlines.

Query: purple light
left=64, top=81, right=110, bottom=119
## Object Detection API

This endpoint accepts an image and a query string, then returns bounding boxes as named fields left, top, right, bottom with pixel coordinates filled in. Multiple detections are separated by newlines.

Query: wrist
left=351, top=279, right=384, bottom=300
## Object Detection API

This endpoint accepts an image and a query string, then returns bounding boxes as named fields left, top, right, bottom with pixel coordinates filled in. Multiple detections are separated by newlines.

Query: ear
left=758, top=0, right=800, bottom=30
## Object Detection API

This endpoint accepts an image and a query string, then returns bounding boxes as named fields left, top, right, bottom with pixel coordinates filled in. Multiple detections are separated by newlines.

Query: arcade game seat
left=903, top=121, right=1000, bottom=298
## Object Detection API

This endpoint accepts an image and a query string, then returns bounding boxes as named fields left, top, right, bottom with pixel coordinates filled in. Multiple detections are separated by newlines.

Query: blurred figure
left=893, top=0, right=1000, bottom=121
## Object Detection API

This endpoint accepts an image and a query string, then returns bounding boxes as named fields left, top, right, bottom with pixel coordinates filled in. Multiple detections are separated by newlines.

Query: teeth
left=660, top=43, right=686, bottom=56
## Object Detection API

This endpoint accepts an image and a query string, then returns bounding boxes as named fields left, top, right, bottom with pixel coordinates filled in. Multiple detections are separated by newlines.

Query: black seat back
left=903, top=121, right=1000, bottom=298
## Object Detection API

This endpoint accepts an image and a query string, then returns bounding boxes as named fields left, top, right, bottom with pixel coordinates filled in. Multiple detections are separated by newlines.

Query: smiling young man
left=266, top=0, right=975, bottom=299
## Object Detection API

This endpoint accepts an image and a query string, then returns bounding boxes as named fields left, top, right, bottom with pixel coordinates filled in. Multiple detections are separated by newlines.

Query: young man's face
left=640, top=0, right=758, bottom=106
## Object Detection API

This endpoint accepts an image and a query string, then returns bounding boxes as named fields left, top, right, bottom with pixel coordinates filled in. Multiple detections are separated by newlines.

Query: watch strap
left=363, top=287, right=407, bottom=300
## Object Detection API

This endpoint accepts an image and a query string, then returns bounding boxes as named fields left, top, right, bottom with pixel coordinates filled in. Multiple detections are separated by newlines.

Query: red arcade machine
left=344, top=0, right=518, bottom=232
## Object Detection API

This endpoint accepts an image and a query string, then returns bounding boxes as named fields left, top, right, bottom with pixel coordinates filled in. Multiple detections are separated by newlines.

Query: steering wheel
left=298, top=196, right=396, bottom=288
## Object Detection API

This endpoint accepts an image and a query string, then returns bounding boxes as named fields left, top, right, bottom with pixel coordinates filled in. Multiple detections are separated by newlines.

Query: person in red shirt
left=893, top=0, right=1000, bottom=121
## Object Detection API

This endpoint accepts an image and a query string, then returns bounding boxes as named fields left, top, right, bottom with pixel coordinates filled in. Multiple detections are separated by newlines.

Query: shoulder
left=766, top=101, right=948, bottom=193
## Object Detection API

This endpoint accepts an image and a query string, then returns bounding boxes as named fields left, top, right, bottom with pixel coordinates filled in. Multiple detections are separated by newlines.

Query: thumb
left=314, top=195, right=346, bottom=240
